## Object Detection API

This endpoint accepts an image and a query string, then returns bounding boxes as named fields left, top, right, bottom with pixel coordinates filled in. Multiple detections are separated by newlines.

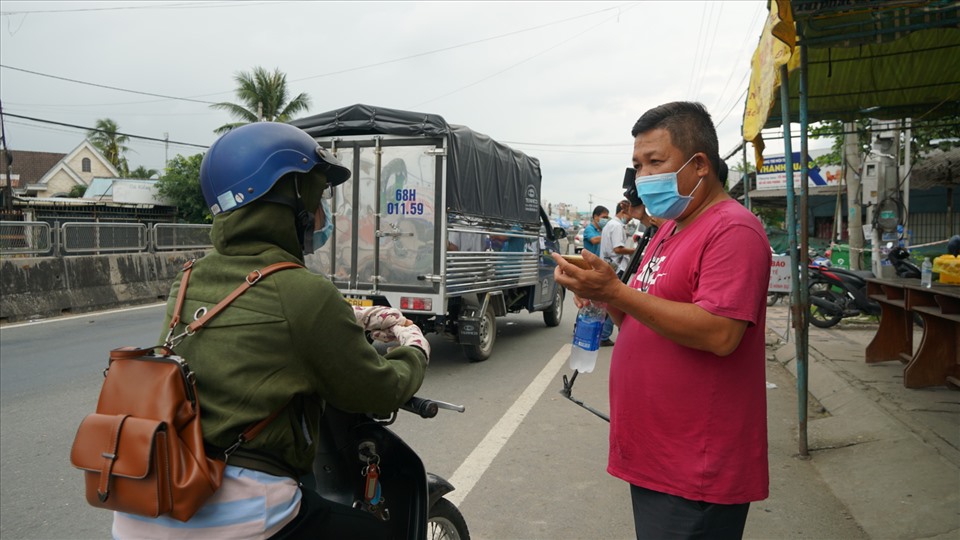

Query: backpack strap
left=185, top=261, right=303, bottom=334
left=163, top=260, right=303, bottom=456
left=165, top=261, right=303, bottom=344
left=168, top=259, right=196, bottom=331
left=222, top=398, right=292, bottom=462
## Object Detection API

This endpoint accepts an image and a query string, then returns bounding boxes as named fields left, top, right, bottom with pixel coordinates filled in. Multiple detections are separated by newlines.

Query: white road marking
left=1, top=302, right=166, bottom=328
left=446, top=344, right=571, bottom=507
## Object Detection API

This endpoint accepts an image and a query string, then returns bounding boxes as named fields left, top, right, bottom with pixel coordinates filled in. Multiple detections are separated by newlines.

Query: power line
left=501, top=141, right=629, bottom=148
left=686, top=2, right=710, bottom=100
left=291, top=3, right=636, bottom=84
left=408, top=3, right=639, bottom=109
left=710, top=2, right=765, bottom=114
left=4, top=111, right=653, bottom=154
left=0, top=65, right=219, bottom=105
left=714, top=79, right=750, bottom=129
left=3, top=113, right=209, bottom=149
left=694, top=1, right=725, bottom=102
left=0, top=1, right=273, bottom=15
left=1, top=3, right=636, bottom=106
left=508, top=147, right=629, bottom=156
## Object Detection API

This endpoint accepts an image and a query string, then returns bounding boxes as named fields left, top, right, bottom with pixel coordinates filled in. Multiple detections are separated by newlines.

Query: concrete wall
left=0, top=250, right=208, bottom=323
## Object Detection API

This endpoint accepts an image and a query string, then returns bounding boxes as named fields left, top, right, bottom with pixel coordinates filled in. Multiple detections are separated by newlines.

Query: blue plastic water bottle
left=568, top=302, right=606, bottom=373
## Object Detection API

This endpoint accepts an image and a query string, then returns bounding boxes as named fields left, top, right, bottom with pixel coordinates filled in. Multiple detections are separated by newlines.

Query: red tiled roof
left=0, top=149, right=67, bottom=188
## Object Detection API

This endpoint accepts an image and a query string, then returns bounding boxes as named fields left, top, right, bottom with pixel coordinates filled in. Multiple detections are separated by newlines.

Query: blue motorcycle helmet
left=200, top=121, right=350, bottom=216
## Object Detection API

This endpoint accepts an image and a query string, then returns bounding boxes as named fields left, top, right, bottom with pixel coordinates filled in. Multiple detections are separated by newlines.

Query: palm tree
left=87, top=118, right=130, bottom=175
left=128, top=165, right=159, bottom=179
left=210, top=67, right=312, bottom=134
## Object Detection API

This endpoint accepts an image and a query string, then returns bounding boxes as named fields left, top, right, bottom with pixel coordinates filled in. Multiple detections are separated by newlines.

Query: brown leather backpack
left=70, top=260, right=300, bottom=521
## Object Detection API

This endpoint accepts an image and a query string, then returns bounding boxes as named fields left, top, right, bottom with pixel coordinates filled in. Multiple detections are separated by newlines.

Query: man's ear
left=693, top=152, right=711, bottom=177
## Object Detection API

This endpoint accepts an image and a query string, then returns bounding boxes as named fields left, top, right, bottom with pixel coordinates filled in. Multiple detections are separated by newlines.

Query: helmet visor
left=315, top=146, right=351, bottom=187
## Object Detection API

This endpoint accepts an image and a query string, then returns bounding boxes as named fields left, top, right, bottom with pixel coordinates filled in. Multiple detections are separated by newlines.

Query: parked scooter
left=886, top=244, right=921, bottom=278
left=807, top=243, right=926, bottom=328
left=807, top=254, right=881, bottom=328
left=310, top=396, right=470, bottom=539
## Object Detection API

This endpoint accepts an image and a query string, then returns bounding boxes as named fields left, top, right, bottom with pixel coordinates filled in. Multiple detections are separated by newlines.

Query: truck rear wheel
left=462, top=304, right=496, bottom=362
left=543, top=286, right=564, bottom=327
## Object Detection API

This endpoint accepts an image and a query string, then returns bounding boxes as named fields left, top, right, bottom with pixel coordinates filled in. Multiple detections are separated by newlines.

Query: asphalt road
left=0, top=297, right=866, bottom=539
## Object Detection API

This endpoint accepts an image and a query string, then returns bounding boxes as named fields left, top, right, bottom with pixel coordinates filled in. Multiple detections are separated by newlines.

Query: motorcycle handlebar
left=402, top=396, right=438, bottom=418
left=400, top=397, right=466, bottom=419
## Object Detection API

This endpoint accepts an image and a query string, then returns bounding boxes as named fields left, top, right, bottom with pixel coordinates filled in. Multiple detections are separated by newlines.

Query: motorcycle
left=807, top=262, right=882, bottom=328
left=309, top=396, right=470, bottom=539
left=807, top=244, right=926, bottom=328
left=886, top=244, right=921, bottom=278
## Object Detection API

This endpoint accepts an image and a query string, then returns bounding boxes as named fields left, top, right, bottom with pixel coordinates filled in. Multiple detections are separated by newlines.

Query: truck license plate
left=344, top=297, right=373, bottom=307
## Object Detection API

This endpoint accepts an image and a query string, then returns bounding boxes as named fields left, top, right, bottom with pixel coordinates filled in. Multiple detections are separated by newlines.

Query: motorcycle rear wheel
left=809, top=289, right=843, bottom=328
left=428, top=497, right=470, bottom=540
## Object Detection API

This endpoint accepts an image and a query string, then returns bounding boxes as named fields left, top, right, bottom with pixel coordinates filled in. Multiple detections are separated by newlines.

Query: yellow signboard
left=742, top=0, right=799, bottom=169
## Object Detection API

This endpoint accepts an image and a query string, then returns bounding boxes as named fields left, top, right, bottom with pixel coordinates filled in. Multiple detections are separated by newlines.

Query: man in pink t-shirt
left=553, top=101, right=770, bottom=539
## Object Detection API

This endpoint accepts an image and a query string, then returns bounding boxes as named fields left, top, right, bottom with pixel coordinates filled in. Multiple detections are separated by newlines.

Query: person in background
left=552, top=101, right=771, bottom=540
left=582, top=205, right=609, bottom=257
left=597, top=199, right=635, bottom=346
left=114, top=122, right=429, bottom=540
left=448, top=230, right=483, bottom=252
left=601, top=200, right=636, bottom=278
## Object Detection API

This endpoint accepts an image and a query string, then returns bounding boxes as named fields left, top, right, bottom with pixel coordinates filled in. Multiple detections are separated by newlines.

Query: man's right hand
left=551, top=249, right=622, bottom=305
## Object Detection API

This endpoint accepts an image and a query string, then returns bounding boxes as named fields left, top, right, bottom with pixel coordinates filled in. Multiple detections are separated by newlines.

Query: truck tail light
left=400, top=297, right=432, bottom=311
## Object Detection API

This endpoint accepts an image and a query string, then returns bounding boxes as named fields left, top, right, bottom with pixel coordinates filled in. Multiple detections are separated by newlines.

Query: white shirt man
left=600, top=201, right=635, bottom=276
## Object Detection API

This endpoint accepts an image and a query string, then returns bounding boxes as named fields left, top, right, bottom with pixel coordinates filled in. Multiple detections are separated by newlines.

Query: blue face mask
left=598, top=218, right=610, bottom=229
left=311, top=199, right=333, bottom=250
left=634, top=155, right=703, bottom=220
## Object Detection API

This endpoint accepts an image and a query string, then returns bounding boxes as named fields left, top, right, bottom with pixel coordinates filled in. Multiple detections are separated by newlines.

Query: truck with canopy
left=292, top=104, right=567, bottom=361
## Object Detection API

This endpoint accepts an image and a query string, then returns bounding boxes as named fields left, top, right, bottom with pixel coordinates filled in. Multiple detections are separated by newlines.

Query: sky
left=0, top=0, right=809, bottom=216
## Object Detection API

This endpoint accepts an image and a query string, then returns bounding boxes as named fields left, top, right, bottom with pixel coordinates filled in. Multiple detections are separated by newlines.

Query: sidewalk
left=765, top=303, right=959, bottom=540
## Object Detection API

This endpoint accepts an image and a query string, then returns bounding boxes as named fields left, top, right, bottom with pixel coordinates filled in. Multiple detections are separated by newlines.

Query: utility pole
left=902, top=118, right=912, bottom=240
left=844, top=123, right=864, bottom=270
left=164, top=132, right=169, bottom=169
left=742, top=142, right=751, bottom=211
left=0, top=100, right=13, bottom=212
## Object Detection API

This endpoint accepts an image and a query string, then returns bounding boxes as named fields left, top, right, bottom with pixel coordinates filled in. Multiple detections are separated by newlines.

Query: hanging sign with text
left=756, top=152, right=841, bottom=190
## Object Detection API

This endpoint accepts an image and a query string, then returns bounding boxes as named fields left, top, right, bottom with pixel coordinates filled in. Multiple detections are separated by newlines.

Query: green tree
left=66, top=184, right=87, bottom=198
left=755, top=207, right=786, bottom=230
left=730, top=159, right=755, bottom=174
left=810, top=116, right=959, bottom=166
left=86, top=118, right=130, bottom=175
left=809, top=119, right=871, bottom=166
left=156, top=153, right=209, bottom=223
left=128, top=165, right=159, bottom=179
left=211, top=66, right=312, bottom=134
left=909, top=115, right=960, bottom=154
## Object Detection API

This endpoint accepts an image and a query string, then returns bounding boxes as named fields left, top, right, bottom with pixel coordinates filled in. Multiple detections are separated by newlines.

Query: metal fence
left=0, top=221, right=52, bottom=256
left=0, top=221, right=212, bottom=257
left=62, top=222, right=149, bottom=254
left=154, top=223, right=214, bottom=250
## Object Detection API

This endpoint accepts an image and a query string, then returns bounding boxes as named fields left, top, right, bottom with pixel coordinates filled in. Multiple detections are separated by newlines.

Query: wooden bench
left=866, top=278, right=960, bottom=389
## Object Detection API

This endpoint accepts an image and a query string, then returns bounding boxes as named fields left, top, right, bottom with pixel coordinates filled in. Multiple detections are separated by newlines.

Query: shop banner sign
left=756, top=152, right=841, bottom=190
